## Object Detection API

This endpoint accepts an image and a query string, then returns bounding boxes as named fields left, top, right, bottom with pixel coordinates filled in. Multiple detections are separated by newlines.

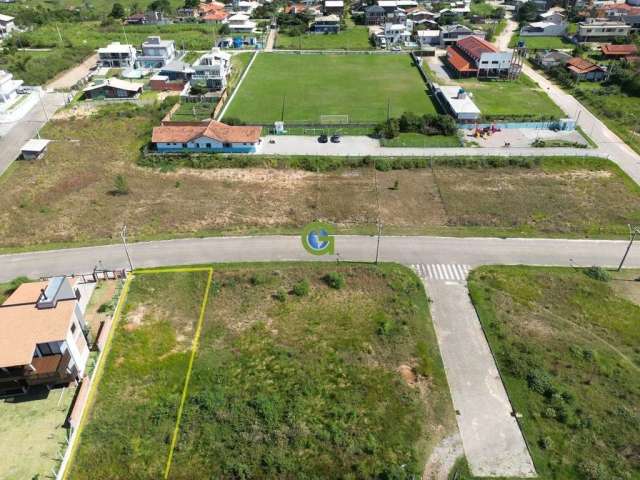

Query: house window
left=206, top=143, right=212, bottom=148
left=71, top=323, right=76, bottom=334
left=223, top=142, right=232, bottom=148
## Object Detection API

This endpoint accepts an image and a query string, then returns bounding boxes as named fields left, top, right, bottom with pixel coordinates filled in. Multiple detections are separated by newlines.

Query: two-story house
left=137, top=36, right=176, bottom=69
left=97, top=42, right=137, bottom=69
left=0, top=277, right=90, bottom=397
left=191, top=48, right=232, bottom=91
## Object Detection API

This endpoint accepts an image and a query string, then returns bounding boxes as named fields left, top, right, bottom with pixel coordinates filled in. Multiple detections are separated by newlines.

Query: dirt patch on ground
left=398, top=364, right=418, bottom=387
left=423, top=433, right=463, bottom=480
left=53, top=103, right=99, bottom=120
left=124, top=305, right=146, bottom=331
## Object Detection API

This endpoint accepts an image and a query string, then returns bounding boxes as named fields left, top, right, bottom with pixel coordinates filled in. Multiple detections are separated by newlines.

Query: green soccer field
left=223, top=53, right=438, bottom=124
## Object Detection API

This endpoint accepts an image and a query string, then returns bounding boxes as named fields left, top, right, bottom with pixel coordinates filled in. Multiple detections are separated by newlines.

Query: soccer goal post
left=319, top=114, right=350, bottom=125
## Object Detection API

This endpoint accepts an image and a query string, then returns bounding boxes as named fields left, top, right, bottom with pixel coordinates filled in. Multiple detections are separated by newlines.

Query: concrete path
left=258, top=134, right=607, bottom=157
left=0, top=91, right=67, bottom=176
left=422, top=274, right=536, bottom=477
left=265, top=28, right=276, bottom=52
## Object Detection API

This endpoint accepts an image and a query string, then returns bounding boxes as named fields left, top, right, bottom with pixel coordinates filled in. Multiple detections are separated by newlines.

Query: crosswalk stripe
left=411, top=263, right=473, bottom=281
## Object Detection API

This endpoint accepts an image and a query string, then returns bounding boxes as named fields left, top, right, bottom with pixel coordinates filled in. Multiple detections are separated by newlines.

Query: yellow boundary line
left=163, top=267, right=213, bottom=479
left=62, top=266, right=214, bottom=480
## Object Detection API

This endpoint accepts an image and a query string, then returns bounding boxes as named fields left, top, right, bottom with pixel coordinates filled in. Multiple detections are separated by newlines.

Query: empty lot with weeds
left=67, top=263, right=456, bottom=478
left=0, top=106, right=639, bottom=252
left=468, top=266, right=640, bottom=480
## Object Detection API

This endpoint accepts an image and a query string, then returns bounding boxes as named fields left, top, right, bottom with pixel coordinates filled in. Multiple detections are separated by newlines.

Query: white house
left=137, top=36, right=176, bottom=69
left=0, top=13, right=15, bottom=38
left=433, top=83, right=481, bottom=121
left=521, top=21, right=567, bottom=36
left=382, top=22, right=412, bottom=45
left=0, top=69, right=22, bottom=106
left=97, top=42, right=137, bottom=68
left=539, top=10, right=565, bottom=24
left=577, top=20, right=631, bottom=41
left=416, top=29, right=441, bottom=47
left=152, top=120, right=262, bottom=153
left=0, top=277, right=91, bottom=396
left=226, top=13, right=256, bottom=33
left=191, top=48, right=232, bottom=91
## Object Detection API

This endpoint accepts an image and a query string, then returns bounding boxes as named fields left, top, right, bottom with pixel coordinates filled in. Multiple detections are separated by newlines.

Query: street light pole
left=375, top=222, right=383, bottom=264
left=120, top=225, right=134, bottom=271
left=617, top=225, right=640, bottom=271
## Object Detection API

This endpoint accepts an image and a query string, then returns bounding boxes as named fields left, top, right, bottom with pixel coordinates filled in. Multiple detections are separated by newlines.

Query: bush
left=538, top=436, right=553, bottom=450
left=526, top=368, right=556, bottom=397
left=292, top=279, right=309, bottom=297
left=111, top=174, right=129, bottom=195
left=323, top=272, right=345, bottom=290
left=250, top=272, right=269, bottom=285
left=273, top=289, right=286, bottom=302
left=584, top=266, right=611, bottom=282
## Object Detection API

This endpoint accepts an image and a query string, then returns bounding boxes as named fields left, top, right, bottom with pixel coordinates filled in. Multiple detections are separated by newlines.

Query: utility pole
left=120, top=225, right=134, bottom=271
left=280, top=95, right=286, bottom=122
left=55, top=24, right=63, bottom=44
left=122, top=25, right=129, bottom=45
left=618, top=225, right=640, bottom=271
left=375, top=222, right=382, bottom=264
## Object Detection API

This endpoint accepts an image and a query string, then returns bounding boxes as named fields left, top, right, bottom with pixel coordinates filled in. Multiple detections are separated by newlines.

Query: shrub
left=250, top=273, right=269, bottom=286
left=273, top=289, right=286, bottom=302
left=111, top=174, right=129, bottom=195
left=526, top=368, right=556, bottom=397
left=323, top=272, right=345, bottom=290
left=292, top=279, right=309, bottom=297
left=375, top=312, right=396, bottom=337
left=538, top=436, right=553, bottom=450
left=584, top=266, right=611, bottom=282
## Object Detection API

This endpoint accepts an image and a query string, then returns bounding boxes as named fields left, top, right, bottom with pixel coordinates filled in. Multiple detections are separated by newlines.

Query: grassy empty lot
left=224, top=53, right=438, bottom=123
left=468, top=266, right=640, bottom=480
left=509, top=35, right=573, bottom=50
left=0, top=385, right=75, bottom=479
left=276, top=27, right=373, bottom=50
left=68, top=270, right=210, bottom=479
left=459, top=75, right=564, bottom=120
left=68, top=263, right=455, bottom=478
left=1, top=107, right=639, bottom=251
left=381, top=133, right=462, bottom=147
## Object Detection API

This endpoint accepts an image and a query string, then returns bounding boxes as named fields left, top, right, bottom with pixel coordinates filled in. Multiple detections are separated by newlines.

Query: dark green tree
left=109, top=2, right=126, bottom=18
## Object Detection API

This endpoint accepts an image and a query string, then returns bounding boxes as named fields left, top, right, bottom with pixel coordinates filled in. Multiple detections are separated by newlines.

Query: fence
left=458, top=120, right=576, bottom=131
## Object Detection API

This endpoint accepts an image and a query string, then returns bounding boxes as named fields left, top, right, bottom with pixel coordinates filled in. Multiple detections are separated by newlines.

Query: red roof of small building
left=456, top=35, right=497, bottom=61
left=446, top=46, right=476, bottom=73
left=202, top=10, right=229, bottom=21
left=600, top=43, right=638, bottom=57
left=597, top=3, right=640, bottom=16
left=152, top=120, right=261, bottom=144
left=199, top=1, right=225, bottom=14
left=284, top=3, right=307, bottom=14
left=566, top=57, right=604, bottom=74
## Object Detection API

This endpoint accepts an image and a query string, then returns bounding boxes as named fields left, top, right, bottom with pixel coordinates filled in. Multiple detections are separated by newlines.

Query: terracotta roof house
left=202, top=9, right=229, bottom=22
left=600, top=43, right=638, bottom=58
left=445, top=35, right=516, bottom=79
left=565, top=57, right=607, bottom=81
left=152, top=120, right=262, bottom=153
left=0, top=277, right=90, bottom=396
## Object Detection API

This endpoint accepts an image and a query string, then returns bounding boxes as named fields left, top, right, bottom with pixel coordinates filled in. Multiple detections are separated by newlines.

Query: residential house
left=383, top=22, right=412, bottom=44
left=203, top=10, right=229, bottom=23
left=433, top=83, right=481, bottom=121
left=176, top=6, right=200, bottom=19
left=445, top=35, right=515, bottom=78
left=137, top=36, right=176, bottom=69
left=152, top=120, right=262, bottom=153
left=416, top=29, right=441, bottom=47
left=520, top=20, right=567, bottom=36
left=229, top=1, right=260, bottom=14
left=324, top=0, right=344, bottom=15
left=407, top=8, right=438, bottom=26
left=159, top=59, right=195, bottom=82
left=534, top=49, right=572, bottom=68
left=313, top=14, right=341, bottom=33
left=0, top=277, right=90, bottom=396
left=576, top=20, right=631, bottom=42
left=565, top=57, right=607, bottom=81
left=191, top=48, right=232, bottom=91
left=539, top=9, right=565, bottom=24
left=98, top=42, right=137, bottom=69
left=600, top=43, right=638, bottom=58
left=0, top=13, right=15, bottom=38
left=82, top=78, right=143, bottom=99
left=226, top=13, right=257, bottom=33
left=125, top=11, right=170, bottom=25
left=365, top=5, right=386, bottom=25
left=439, top=24, right=485, bottom=46
left=378, top=0, right=401, bottom=14
left=0, top=70, right=22, bottom=106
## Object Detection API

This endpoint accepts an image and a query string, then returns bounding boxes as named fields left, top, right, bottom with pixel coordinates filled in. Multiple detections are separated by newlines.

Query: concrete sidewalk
left=425, top=277, right=536, bottom=477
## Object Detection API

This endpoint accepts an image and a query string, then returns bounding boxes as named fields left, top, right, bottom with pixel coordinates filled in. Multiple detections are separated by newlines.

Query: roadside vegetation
left=68, top=270, right=210, bottom=479
left=1, top=104, right=639, bottom=251
left=468, top=266, right=640, bottom=480
left=509, top=35, right=573, bottom=50
left=276, top=27, right=372, bottom=50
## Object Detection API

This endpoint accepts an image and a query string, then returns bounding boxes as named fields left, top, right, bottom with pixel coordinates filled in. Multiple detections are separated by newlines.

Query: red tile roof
left=202, top=10, right=228, bottom=21
left=456, top=35, right=497, bottom=61
left=601, top=43, right=638, bottom=57
left=199, top=1, right=225, bottom=14
left=446, top=46, right=476, bottom=73
left=566, top=57, right=604, bottom=74
left=284, top=3, right=307, bottom=14
left=152, top=120, right=261, bottom=144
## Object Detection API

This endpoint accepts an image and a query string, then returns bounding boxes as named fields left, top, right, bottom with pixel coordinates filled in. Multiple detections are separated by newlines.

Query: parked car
left=391, top=45, right=401, bottom=51
left=330, top=134, right=341, bottom=143
left=318, top=134, right=328, bottom=143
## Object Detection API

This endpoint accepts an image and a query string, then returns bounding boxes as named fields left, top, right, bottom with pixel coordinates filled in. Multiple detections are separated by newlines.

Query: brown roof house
left=445, top=36, right=517, bottom=79
left=600, top=43, right=638, bottom=59
left=0, top=277, right=90, bottom=397
left=152, top=119, right=262, bottom=153
left=566, top=57, right=607, bottom=81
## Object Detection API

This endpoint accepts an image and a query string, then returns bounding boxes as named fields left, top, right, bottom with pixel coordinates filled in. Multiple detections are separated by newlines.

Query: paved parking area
left=418, top=272, right=536, bottom=477
left=463, top=127, right=587, bottom=148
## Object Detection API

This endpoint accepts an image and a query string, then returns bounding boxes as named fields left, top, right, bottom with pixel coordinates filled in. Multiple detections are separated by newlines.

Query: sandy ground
left=47, top=54, right=98, bottom=91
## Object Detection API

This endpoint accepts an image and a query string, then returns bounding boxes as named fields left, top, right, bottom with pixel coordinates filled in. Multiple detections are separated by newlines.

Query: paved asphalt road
left=2, top=235, right=638, bottom=282
left=0, top=91, right=67, bottom=176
